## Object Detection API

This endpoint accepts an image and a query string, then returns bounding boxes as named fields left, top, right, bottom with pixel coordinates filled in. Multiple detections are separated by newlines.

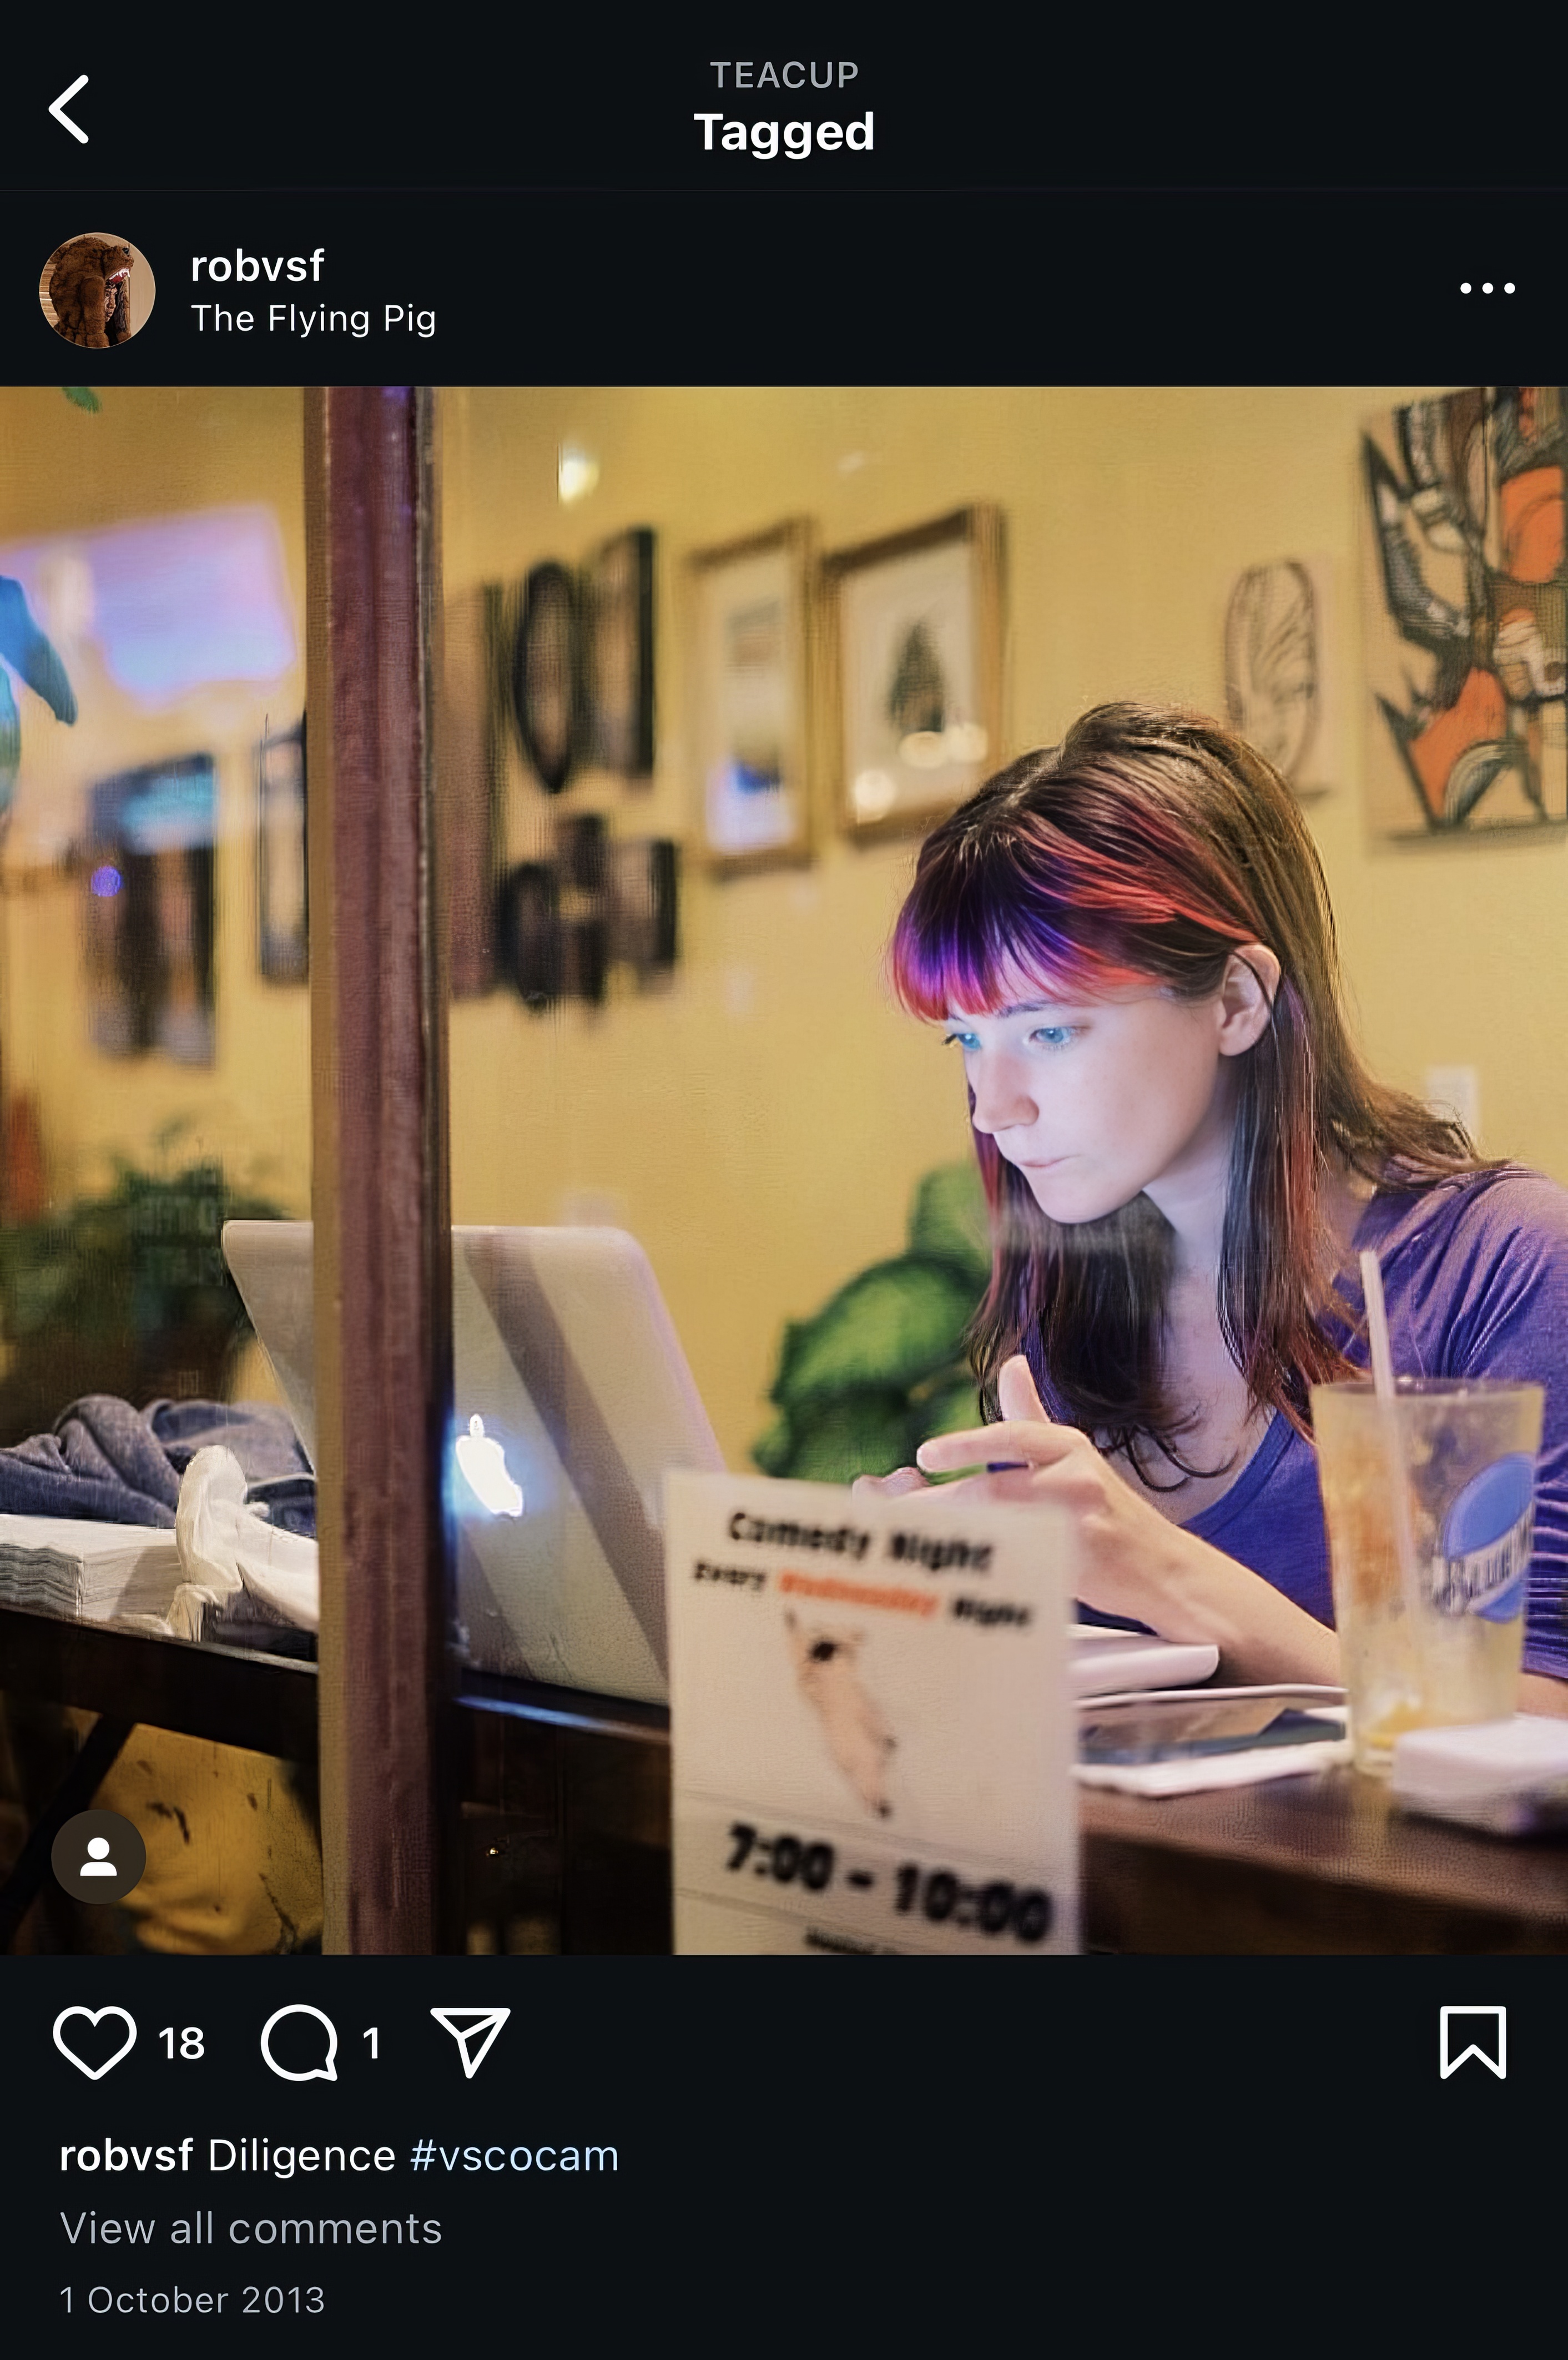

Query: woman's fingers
left=916, top=1415, right=1081, bottom=1477
left=873, top=1354, right=1082, bottom=1490
left=851, top=1466, right=930, bottom=1499
left=915, top=1354, right=1075, bottom=1476
left=995, top=1354, right=1050, bottom=1425
left=981, top=1460, right=1096, bottom=1507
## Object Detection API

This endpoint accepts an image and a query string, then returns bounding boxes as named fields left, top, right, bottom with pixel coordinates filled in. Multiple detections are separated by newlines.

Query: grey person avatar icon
left=51, top=1808, right=147, bottom=1903
left=39, top=232, right=157, bottom=348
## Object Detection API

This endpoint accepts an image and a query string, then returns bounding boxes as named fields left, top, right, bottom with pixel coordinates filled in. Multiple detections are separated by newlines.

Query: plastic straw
left=1359, top=1247, right=1425, bottom=1624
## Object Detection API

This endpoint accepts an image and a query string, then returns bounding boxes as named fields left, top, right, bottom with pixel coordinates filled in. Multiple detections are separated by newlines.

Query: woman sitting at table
left=863, top=702, right=1568, bottom=1708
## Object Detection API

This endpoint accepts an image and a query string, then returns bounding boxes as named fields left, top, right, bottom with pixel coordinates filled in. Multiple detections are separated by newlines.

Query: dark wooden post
left=304, top=386, right=455, bottom=1954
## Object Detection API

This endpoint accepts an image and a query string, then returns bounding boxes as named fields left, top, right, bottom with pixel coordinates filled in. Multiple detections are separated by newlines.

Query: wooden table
left=451, top=1674, right=1568, bottom=1954
left=7, top=1601, right=1568, bottom=1954
left=1080, top=1773, right=1568, bottom=1953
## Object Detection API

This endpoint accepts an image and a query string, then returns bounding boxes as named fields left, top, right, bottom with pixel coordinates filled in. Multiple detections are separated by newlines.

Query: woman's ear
left=1217, top=943, right=1281, bottom=1055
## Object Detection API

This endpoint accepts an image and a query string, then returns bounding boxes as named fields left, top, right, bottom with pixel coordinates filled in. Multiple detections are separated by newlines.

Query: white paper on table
left=1071, top=1626, right=1220, bottom=1696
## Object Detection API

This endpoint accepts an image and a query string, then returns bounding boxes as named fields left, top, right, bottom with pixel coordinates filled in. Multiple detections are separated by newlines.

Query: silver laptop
left=221, top=1221, right=725, bottom=1704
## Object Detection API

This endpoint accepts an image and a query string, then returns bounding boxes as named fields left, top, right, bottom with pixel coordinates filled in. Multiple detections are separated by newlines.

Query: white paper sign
left=667, top=1471, right=1079, bottom=1954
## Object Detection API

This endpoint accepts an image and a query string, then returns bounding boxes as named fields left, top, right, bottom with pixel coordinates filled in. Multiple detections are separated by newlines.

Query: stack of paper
left=1071, top=1626, right=1220, bottom=1697
left=0, top=1514, right=185, bottom=1624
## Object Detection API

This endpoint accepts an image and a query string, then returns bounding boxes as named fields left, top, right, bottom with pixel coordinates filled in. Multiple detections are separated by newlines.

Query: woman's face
left=942, top=971, right=1246, bottom=1227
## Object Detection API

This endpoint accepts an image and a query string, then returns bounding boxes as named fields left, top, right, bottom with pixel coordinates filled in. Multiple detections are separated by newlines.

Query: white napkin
left=175, top=1445, right=321, bottom=1632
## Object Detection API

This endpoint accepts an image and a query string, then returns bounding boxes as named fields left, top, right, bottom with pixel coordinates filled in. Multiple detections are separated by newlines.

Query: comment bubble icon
left=260, top=2003, right=339, bottom=2082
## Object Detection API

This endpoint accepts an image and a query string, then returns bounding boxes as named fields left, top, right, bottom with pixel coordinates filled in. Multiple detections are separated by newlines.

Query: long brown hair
left=890, top=703, right=1491, bottom=1470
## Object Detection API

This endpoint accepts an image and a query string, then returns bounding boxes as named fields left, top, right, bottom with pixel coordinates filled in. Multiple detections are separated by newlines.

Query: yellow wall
left=3, top=385, right=1561, bottom=1465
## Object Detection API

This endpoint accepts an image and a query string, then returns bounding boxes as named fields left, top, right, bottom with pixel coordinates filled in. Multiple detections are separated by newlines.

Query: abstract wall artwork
left=825, top=506, right=1004, bottom=841
left=1362, top=387, right=1568, bottom=836
left=1223, top=557, right=1337, bottom=794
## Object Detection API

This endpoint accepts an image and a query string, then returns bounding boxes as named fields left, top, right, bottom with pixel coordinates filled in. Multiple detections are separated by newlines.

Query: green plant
left=0, top=1124, right=288, bottom=1438
left=752, top=1163, right=991, bottom=1484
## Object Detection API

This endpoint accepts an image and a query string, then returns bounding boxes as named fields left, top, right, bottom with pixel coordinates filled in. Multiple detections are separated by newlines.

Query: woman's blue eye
left=943, top=1031, right=981, bottom=1052
left=1030, top=1025, right=1075, bottom=1048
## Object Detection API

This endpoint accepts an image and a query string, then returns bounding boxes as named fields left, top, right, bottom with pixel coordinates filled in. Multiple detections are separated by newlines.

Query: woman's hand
left=907, top=1355, right=1206, bottom=1633
left=862, top=1354, right=1340, bottom=1685
left=850, top=1465, right=930, bottom=1501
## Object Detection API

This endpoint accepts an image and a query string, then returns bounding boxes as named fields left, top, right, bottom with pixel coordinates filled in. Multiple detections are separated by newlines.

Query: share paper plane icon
left=430, top=2007, right=512, bottom=2079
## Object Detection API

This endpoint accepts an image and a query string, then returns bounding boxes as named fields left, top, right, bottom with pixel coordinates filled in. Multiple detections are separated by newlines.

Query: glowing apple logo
left=455, top=1415, right=524, bottom=1518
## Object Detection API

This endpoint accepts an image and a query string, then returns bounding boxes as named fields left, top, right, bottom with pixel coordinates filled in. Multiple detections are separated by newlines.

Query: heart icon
left=53, top=2005, right=137, bottom=2080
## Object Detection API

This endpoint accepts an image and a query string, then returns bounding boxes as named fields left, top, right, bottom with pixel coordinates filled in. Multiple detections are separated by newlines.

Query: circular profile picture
left=39, top=231, right=156, bottom=349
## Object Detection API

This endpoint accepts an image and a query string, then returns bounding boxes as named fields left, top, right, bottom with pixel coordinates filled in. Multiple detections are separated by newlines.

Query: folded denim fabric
left=0, top=1395, right=314, bottom=1536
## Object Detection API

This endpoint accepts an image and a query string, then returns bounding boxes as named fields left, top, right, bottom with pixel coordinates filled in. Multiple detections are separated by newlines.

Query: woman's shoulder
left=1366, top=1161, right=1568, bottom=1262
left=1364, top=1164, right=1568, bottom=1374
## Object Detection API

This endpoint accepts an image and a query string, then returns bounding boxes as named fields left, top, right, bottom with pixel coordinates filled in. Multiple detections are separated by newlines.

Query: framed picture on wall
left=686, top=519, right=814, bottom=873
left=583, top=527, right=656, bottom=777
left=257, top=717, right=307, bottom=982
left=84, top=754, right=216, bottom=1063
left=510, top=560, right=583, bottom=795
left=495, top=860, right=562, bottom=1010
left=609, top=836, right=679, bottom=980
left=824, top=505, right=1004, bottom=841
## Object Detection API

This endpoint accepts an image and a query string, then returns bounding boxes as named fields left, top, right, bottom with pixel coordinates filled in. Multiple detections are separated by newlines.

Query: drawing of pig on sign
left=785, top=1610, right=897, bottom=1818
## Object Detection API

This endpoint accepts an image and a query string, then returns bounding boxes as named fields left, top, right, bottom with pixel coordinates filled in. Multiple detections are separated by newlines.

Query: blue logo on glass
left=1431, top=1453, right=1534, bottom=1621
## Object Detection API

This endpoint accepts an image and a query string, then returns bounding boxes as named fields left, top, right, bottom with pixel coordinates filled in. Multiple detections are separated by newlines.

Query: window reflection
left=0, top=389, right=315, bottom=1957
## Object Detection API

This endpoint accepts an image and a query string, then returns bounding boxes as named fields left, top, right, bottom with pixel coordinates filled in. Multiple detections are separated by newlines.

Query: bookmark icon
left=430, top=2007, right=511, bottom=2079
left=1439, top=2006, right=1506, bottom=2080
